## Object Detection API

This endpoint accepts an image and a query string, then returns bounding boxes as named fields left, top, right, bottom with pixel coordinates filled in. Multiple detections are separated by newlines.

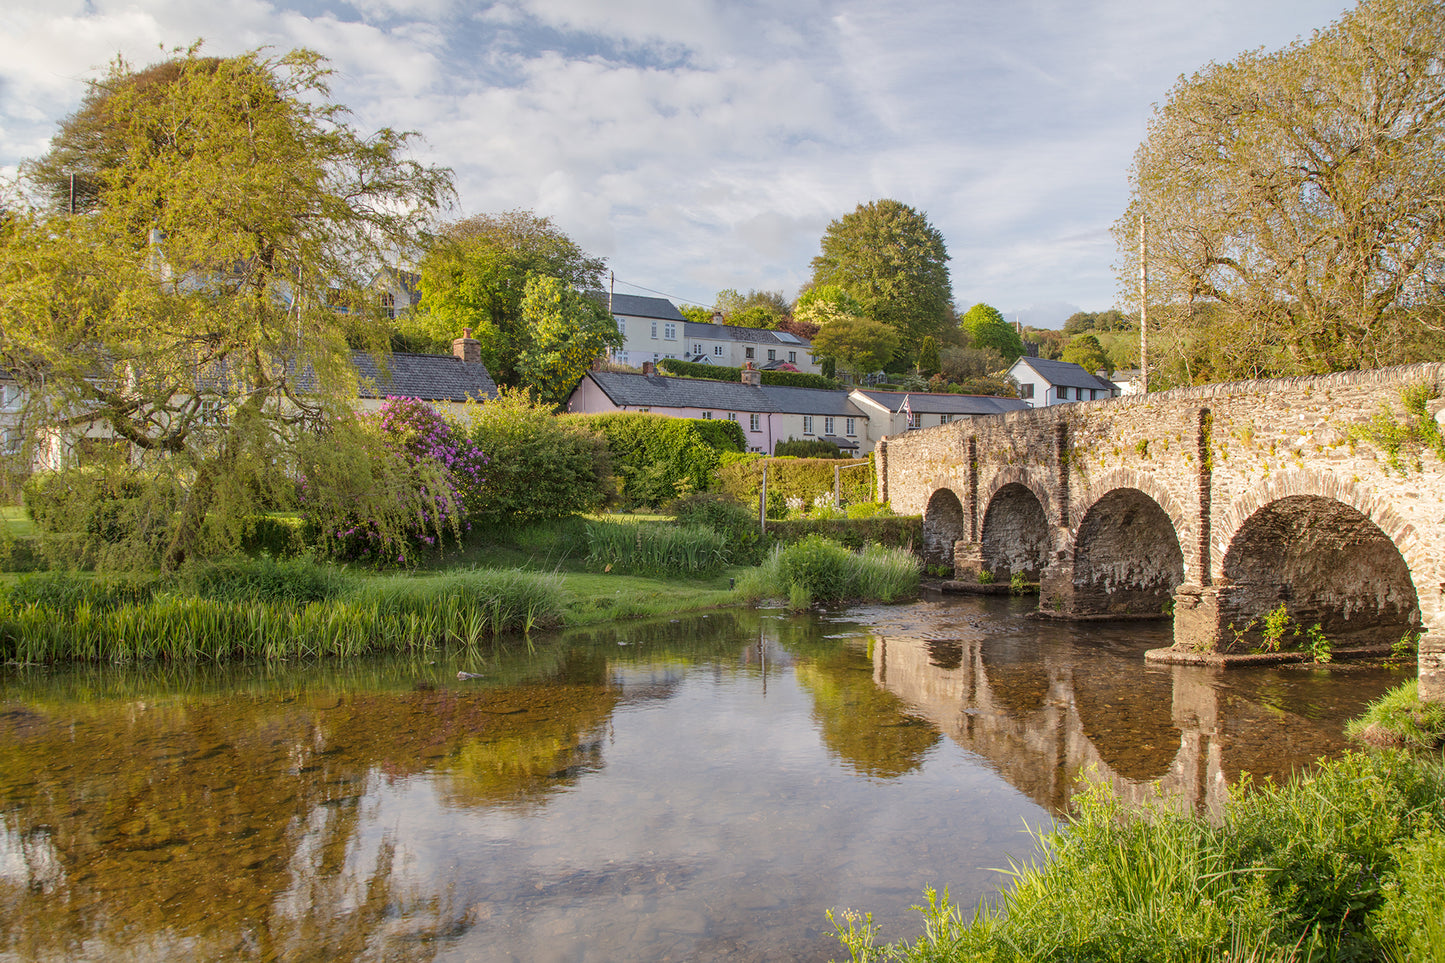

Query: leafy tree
left=679, top=304, right=714, bottom=324
left=1062, top=334, right=1111, bottom=374
left=810, top=315, right=901, bottom=377
left=1, top=47, right=451, bottom=569
left=916, top=336, right=941, bottom=378
left=413, top=211, right=606, bottom=385
left=515, top=275, right=623, bottom=406
left=1025, top=328, right=1068, bottom=361
left=941, top=346, right=1006, bottom=385
left=809, top=199, right=951, bottom=347
left=1117, top=0, right=1445, bottom=377
left=714, top=288, right=789, bottom=328
left=792, top=284, right=865, bottom=329
left=960, top=303, right=1024, bottom=361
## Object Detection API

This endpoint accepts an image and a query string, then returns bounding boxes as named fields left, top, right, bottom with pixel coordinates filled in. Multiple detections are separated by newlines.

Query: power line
left=609, top=276, right=712, bottom=308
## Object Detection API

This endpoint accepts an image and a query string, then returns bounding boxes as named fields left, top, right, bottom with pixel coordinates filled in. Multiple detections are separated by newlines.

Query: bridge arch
left=922, top=487, right=967, bottom=568
left=980, top=482, right=1052, bottom=581
left=1217, top=472, right=1423, bottom=646
left=1070, top=475, right=1186, bottom=617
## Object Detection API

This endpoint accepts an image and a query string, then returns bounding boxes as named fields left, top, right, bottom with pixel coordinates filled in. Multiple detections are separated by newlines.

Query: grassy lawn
left=0, top=506, right=33, bottom=538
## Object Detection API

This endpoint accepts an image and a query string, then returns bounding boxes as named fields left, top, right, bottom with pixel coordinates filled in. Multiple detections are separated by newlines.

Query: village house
left=1006, top=356, right=1121, bottom=407
left=849, top=389, right=1030, bottom=434
left=597, top=293, right=820, bottom=375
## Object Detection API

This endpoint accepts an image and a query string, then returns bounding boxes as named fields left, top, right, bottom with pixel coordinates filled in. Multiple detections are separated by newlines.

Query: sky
left=1, top=0, right=1351, bottom=328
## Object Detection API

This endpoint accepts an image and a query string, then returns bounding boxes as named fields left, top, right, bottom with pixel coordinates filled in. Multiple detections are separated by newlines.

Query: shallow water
left=0, top=596, right=1410, bottom=961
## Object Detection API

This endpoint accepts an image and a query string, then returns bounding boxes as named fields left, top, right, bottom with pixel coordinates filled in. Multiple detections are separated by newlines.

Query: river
left=0, top=594, right=1410, bottom=962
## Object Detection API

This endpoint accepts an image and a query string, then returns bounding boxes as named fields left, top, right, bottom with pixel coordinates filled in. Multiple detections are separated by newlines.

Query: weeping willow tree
left=0, top=46, right=455, bottom=569
left=1115, top=0, right=1445, bottom=384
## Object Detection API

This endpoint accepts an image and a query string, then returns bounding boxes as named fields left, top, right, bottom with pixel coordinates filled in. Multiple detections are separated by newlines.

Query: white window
left=727, top=412, right=737, bottom=421
left=749, top=413, right=761, bottom=432
left=651, top=321, right=658, bottom=339
left=908, top=411, right=921, bottom=429
left=617, top=318, right=625, bottom=336
left=664, top=322, right=677, bottom=340
left=825, top=417, right=835, bottom=435
left=940, top=413, right=952, bottom=424
left=788, top=351, right=797, bottom=364
left=845, top=418, right=856, bottom=436
left=745, top=347, right=755, bottom=359
left=379, top=291, right=396, bottom=320
left=702, top=411, right=712, bottom=419
left=693, top=343, right=703, bottom=354
left=803, top=416, right=814, bottom=435
left=713, top=345, right=723, bottom=356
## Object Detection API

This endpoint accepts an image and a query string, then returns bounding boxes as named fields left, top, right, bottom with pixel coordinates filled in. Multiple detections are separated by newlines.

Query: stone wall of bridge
left=878, top=364, right=1445, bottom=700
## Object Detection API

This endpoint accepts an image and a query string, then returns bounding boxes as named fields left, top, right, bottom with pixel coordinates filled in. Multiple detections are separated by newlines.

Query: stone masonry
left=878, top=364, right=1445, bottom=701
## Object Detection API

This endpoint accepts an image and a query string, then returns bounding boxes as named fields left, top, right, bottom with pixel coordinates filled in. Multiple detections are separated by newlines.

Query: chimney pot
left=642, top=361, right=655, bottom=375
left=452, top=330, right=481, bottom=363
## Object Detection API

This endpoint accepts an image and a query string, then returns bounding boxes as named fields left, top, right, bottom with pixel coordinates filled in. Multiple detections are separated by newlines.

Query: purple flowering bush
left=304, top=398, right=488, bottom=564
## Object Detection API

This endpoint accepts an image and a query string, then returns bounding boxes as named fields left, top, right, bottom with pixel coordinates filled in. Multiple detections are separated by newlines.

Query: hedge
left=657, top=358, right=840, bottom=391
left=564, top=412, right=746, bottom=507
left=764, top=516, right=921, bottom=552
left=717, top=455, right=875, bottom=511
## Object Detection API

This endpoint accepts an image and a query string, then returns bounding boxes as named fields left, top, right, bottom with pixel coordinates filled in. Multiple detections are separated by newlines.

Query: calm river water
left=0, top=594, right=1410, bottom=962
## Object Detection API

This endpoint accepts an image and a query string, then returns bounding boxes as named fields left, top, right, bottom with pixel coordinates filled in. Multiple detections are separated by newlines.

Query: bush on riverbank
left=1347, top=680, right=1445, bottom=750
left=834, top=750, right=1445, bottom=963
left=584, top=520, right=729, bottom=576
left=737, top=536, right=919, bottom=607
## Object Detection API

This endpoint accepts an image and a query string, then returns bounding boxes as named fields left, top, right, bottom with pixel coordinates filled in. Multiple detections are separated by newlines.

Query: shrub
left=736, top=537, right=919, bottom=606
left=566, top=411, right=744, bottom=507
left=656, top=358, right=840, bottom=391
left=717, top=454, right=874, bottom=509
left=462, top=390, right=612, bottom=525
left=774, top=437, right=846, bottom=458
left=22, top=466, right=181, bottom=568
left=776, top=535, right=854, bottom=603
left=5, top=569, right=164, bottom=610
left=241, top=515, right=306, bottom=558
left=765, top=515, right=920, bottom=552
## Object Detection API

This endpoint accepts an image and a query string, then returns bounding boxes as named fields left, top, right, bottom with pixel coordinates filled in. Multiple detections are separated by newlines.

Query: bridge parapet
left=883, top=364, right=1445, bottom=700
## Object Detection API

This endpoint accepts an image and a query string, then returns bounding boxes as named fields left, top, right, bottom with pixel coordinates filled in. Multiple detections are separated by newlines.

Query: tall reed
left=584, top=521, right=728, bottom=576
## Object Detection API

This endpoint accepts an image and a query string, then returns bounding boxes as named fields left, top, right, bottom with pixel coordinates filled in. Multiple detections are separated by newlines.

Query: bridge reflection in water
left=849, top=595, right=1409, bottom=818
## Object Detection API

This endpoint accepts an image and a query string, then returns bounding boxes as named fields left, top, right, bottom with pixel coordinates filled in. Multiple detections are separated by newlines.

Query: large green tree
left=0, top=47, right=453, bottom=568
left=809, top=199, right=952, bottom=348
left=410, top=211, right=607, bottom=387
left=515, top=275, right=623, bottom=406
left=809, top=314, right=901, bottom=378
left=1117, top=0, right=1445, bottom=378
left=960, top=303, right=1024, bottom=361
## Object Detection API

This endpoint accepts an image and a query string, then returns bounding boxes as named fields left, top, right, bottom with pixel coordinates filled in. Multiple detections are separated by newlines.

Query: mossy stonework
left=876, top=363, right=1445, bottom=701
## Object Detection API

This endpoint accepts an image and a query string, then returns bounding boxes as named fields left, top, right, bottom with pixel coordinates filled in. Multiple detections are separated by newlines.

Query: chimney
left=740, top=361, right=761, bottom=387
left=452, top=327, right=481, bottom=363
left=641, top=360, right=655, bottom=375
left=711, top=312, right=724, bottom=324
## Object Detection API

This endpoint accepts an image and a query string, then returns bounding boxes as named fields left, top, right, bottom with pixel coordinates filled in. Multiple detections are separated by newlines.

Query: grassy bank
left=835, top=750, right=1445, bottom=962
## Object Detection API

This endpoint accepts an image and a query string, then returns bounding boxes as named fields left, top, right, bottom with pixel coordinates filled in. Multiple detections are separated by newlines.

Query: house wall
left=610, top=313, right=686, bottom=367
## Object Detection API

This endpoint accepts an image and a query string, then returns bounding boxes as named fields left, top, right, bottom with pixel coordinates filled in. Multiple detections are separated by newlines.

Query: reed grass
left=735, top=536, right=920, bottom=606
left=0, top=568, right=565, bottom=664
left=584, top=521, right=728, bottom=576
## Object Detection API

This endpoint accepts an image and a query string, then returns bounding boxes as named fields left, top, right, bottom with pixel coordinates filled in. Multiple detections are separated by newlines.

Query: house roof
left=593, top=292, right=686, bottom=322
left=683, top=321, right=812, bottom=348
left=1012, top=357, right=1117, bottom=392
left=584, top=370, right=780, bottom=412
left=854, top=390, right=1030, bottom=416
left=352, top=350, right=498, bottom=402
left=758, top=384, right=866, bottom=418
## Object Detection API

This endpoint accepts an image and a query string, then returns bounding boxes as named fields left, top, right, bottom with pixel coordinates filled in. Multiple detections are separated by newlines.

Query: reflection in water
left=0, top=599, right=1410, bottom=961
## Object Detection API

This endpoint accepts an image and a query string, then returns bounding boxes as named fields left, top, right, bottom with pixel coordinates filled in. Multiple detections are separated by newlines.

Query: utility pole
left=1139, top=213, right=1149, bottom=394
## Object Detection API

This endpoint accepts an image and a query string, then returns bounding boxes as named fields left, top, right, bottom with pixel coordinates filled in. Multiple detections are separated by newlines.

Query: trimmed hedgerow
left=717, top=454, right=875, bottom=509
left=657, top=358, right=840, bottom=391
left=766, top=515, right=919, bottom=551
left=565, top=412, right=745, bottom=507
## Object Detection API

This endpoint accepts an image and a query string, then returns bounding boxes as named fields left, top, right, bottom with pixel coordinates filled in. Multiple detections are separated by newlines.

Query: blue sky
left=1, top=0, right=1350, bottom=327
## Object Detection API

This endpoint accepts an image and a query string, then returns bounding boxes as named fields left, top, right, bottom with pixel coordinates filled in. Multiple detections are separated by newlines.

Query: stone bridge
left=874, top=364, right=1445, bottom=700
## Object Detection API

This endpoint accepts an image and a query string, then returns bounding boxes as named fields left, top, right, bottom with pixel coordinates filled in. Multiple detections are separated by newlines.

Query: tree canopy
left=515, top=274, right=622, bottom=406
left=1, top=47, right=453, bottom=568
left=1117, top=0, right=1445, bottom=379
left=959, top=303, right=1024, bottom=361
left=809, top=199, right=952, bottom=348
left=809, top=315, right=901, bottom=377
left=411, top=211, right=607, bottom=387
left=1061, top=334, right=1110, bottom=374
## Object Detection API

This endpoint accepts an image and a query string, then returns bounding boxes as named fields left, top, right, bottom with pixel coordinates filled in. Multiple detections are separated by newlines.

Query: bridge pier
left=953, top=540, right=984, bottom=581
left=1172, top=583, right=1231, bottom=652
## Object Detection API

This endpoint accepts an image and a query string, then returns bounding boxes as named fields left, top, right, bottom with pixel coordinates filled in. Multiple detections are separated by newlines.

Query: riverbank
left=835, top=748, right=1445, bottom=963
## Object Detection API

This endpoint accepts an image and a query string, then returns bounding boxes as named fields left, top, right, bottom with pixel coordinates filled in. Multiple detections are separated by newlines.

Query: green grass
left=1, top=506, right=34, bottom=538
left=834, top=750, right=1445, bottom=963
left=735, top=536, right=920, bottom=606
left=1346, top=680, right=1445, bottom=750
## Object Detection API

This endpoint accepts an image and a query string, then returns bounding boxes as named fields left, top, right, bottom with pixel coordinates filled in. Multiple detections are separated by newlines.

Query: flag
left=898, top=394, right=912, bottom=419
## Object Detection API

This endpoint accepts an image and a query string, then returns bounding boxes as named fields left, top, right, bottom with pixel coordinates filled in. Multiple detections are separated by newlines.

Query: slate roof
left=758, top=384, right=866, bottom=418
left=1013, top=357, right=1117, bottom=392
left=585, top=370, right=779, bottom=412
left=352, top=350, right=498, bottom=402
left=684, top=321, right=811, bottom=348
left=854, top=390, right=1030, bottom=416
left=593, top=292, right=686, bottom=322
